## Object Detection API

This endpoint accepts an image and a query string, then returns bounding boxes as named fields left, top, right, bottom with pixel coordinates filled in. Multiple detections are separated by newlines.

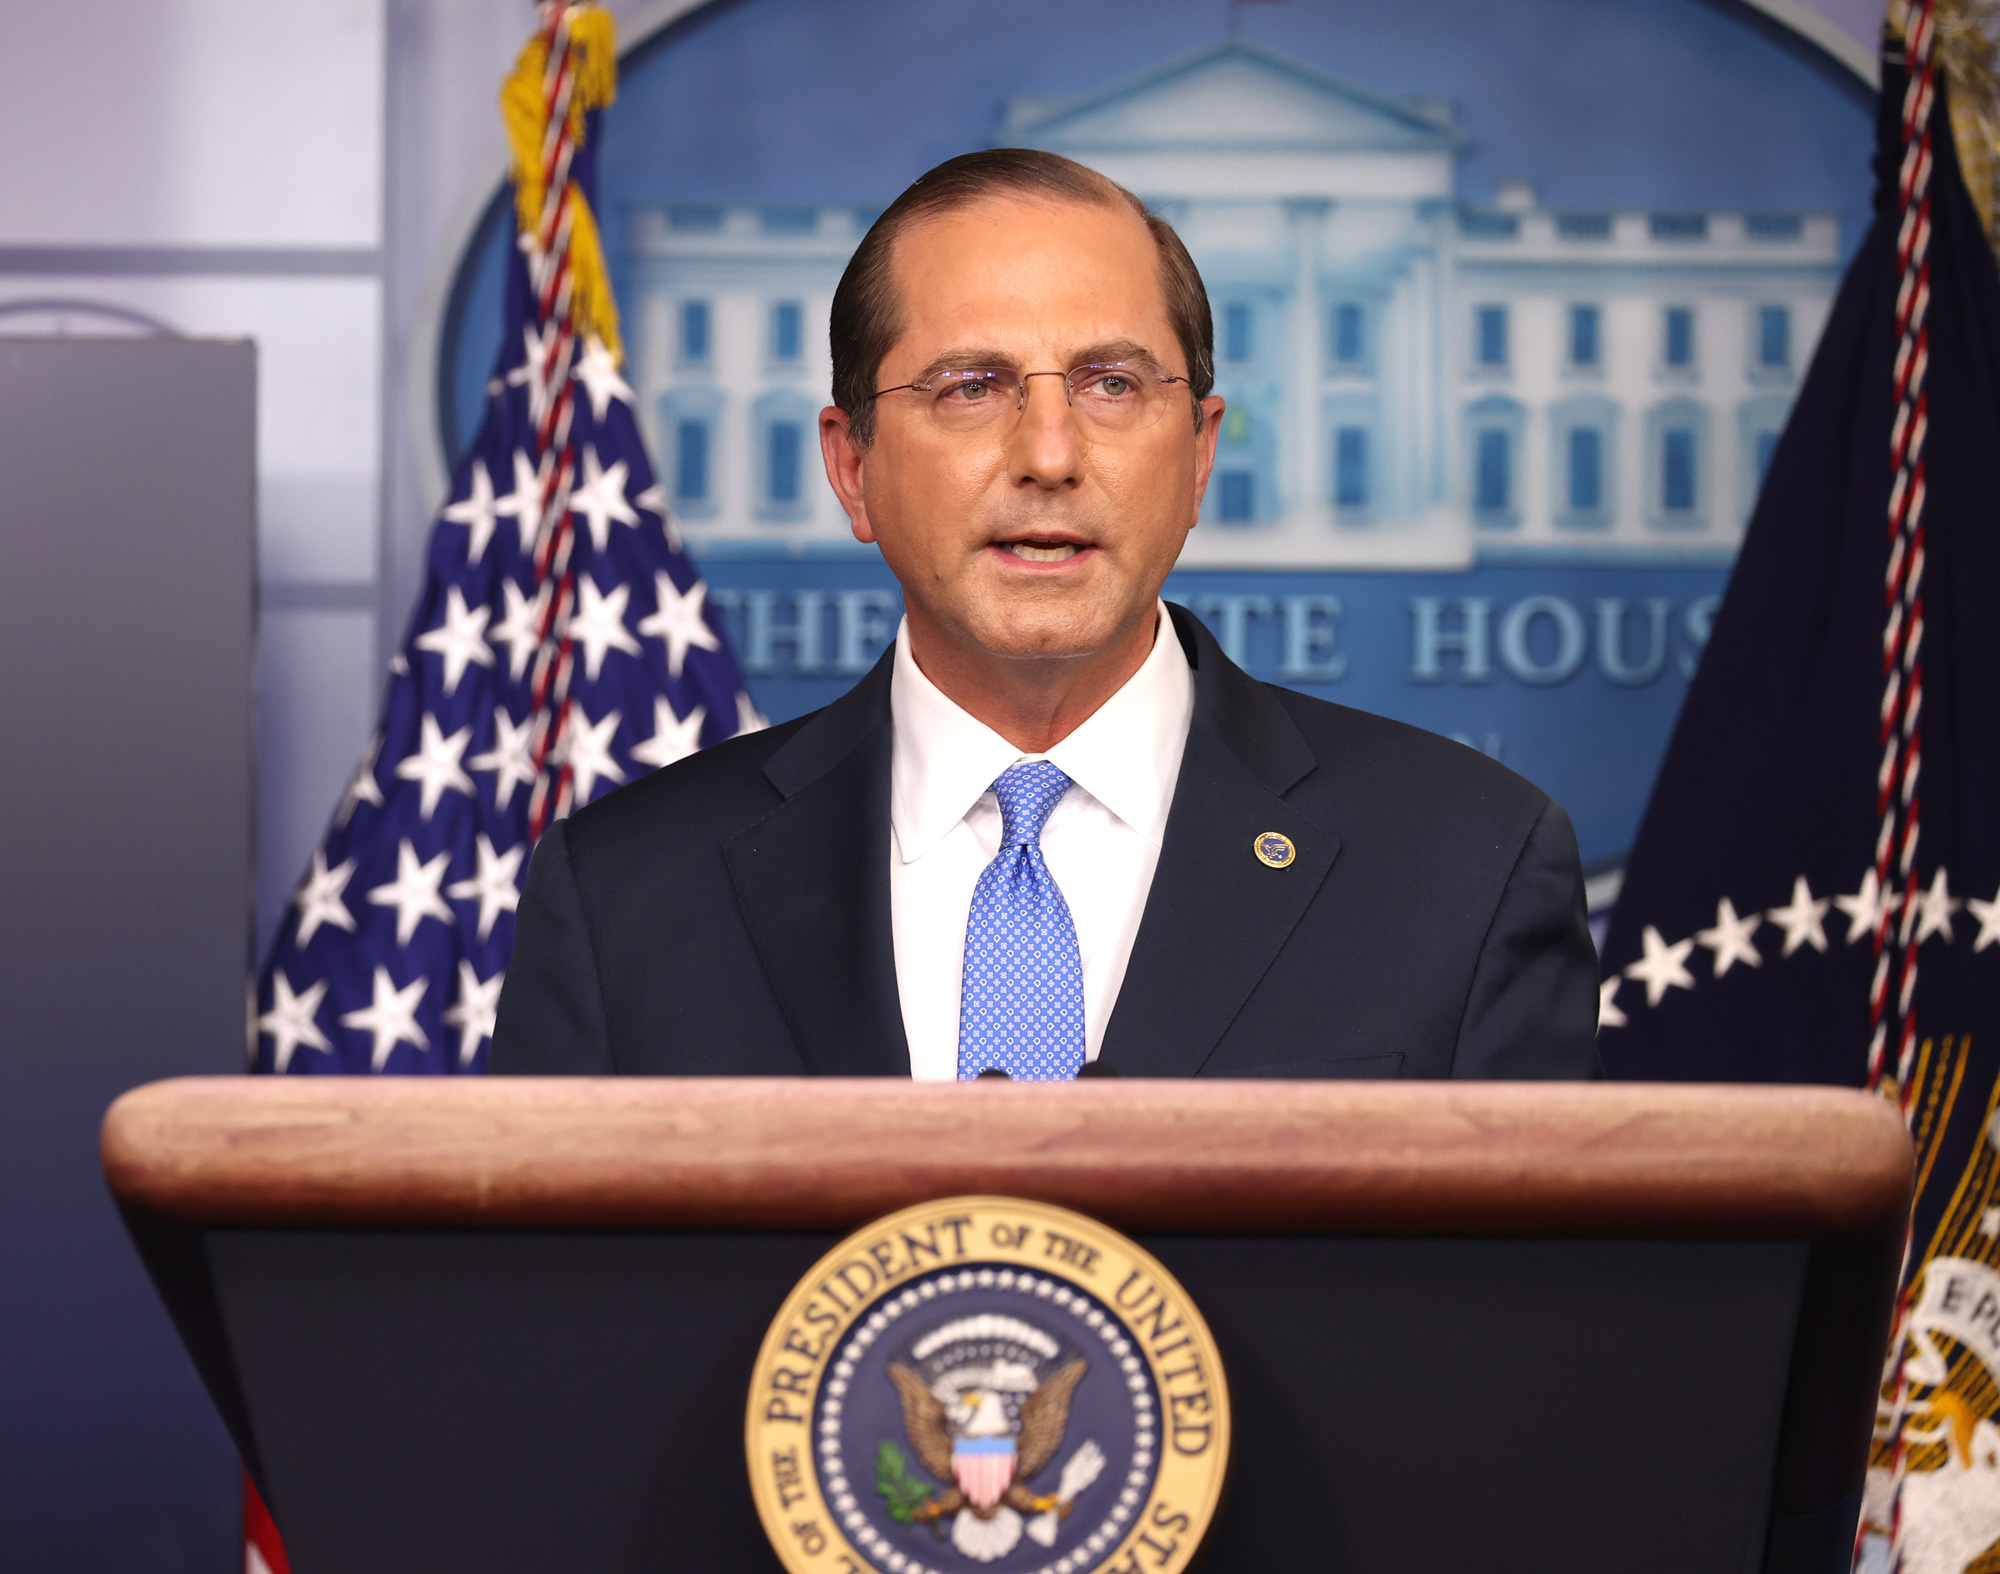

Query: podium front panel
left=103, top=1078, right=1910, bottom=1574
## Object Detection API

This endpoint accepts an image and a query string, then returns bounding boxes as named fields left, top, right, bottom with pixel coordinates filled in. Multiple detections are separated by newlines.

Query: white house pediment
left=1003, top=40, right=1460, bottom=155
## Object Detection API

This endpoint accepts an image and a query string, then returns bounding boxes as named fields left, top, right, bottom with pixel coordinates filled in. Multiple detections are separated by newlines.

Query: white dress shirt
left=889, top=604, right=1195, bottom=1080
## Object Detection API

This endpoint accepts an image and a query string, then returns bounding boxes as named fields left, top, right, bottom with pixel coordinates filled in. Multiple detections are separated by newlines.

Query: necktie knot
left=991, top=761, right=1072, bottom=848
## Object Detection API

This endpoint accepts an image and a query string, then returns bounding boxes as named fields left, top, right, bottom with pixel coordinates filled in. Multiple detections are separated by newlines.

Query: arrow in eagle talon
left=1026, top=1440, right=1107, bottom=1547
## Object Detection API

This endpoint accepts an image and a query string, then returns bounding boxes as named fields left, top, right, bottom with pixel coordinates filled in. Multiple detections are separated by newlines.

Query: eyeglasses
left=870, top=362, right=1192, bottom=434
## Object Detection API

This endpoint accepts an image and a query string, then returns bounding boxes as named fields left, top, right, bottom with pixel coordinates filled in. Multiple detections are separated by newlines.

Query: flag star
left=636, top=572, right=722, bottom=678
left=442, top=961, right=506, bottom=1067
left=1694, top=897, right=1763, bottom=977
left=335, top=734, right=385, bottom=828
left=494, top=448, right=544, bottom=533
left=632, top=480, right=680, bottom=546
left=1914, top=868, right=1963, bottom=945
left=490, top=579, right=548, bottom=682
left=339, top=966, right=429, bottom=1072
left=569, top=577, right=642, bottom=680
left=734, top=691, right=769, bottom=736
left=569, top=445, right=639, bottom=551
left=447, top=833, right=525, bottom=941
left=572, top=335, right=633, bottom=421
left=292, top=849, right=358, bottom=946
left=505, top=322, right=560, bottom=425
left=414, top=586, right=495, bottom=696
left=258, top=972, right=330, bottom=1073
left=1597, top=976, right=1627, bottom=1031
left=1766, top=876, right=1831, bottom=956
left=1624, top=925, right=1697, bottom=1006
left=1969, top=885, right=2000, bottom=952
left=441, top=457, right=502, bottom=564
left=1834, top=867, right=1893, bottom=946
left=367, top=839, right=454, bottom=945
left=470, top=707, right=538, bottom=810
left=560, top=703, right=625, bottom=805
left=630, top=697, right=705, bottom=771
left=394, top=714, right=475, bottom=820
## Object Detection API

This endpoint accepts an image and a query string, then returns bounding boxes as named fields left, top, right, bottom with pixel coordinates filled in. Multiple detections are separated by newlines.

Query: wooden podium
left=102, top=1078, right=1909, bottom=1574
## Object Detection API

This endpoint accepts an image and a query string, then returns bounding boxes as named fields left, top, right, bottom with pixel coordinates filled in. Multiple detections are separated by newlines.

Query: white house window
left=1477, top=430, right=1510, bottom=512
left=753, top=390, right=816, bottom=523
left=676, top=420, right=710, bottom=502
left=1646, top=397, right=1709, bottom=528
left=767, top=422, right=802, bottom=504
left=1334, top=426, right=1369, bottom=508
left=1224, top=302, right=1254, bottom=364
left=771, top=301, right=803, bottom=362
left=1218, top=471, right=1255, bottom=522
left=1467, top=395, right=1525, bottom=527
left=655, top=386, right=723, bottom=522
left=1331, top=302, right=1366, bottom=368
left=1475, top=305, right=1509, bottom=369
left=679, top=300, right=711, bottom=363
left=1552, top=394, right=1616, bottom=529
left=1758, top=306, right=1790, bottom=369
left=1663, top=306, right=1695, bottom=369
left=1568, top=305, right=1601, bottom=369
left=1570, top=428, right=1602, bottom=509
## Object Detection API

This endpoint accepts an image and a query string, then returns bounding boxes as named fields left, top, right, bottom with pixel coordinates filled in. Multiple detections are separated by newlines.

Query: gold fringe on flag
left=498, top=3, right=624, bottom=362
left=1892, top=0, right=2000, bottom=250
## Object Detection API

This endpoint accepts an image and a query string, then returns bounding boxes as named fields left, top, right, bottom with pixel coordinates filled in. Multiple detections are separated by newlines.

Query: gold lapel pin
left=1253, top=831, right=1296, bottom=868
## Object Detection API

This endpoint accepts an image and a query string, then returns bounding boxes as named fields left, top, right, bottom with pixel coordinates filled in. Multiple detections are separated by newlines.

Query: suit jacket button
left=1253, top=831, right=1296, bottom=868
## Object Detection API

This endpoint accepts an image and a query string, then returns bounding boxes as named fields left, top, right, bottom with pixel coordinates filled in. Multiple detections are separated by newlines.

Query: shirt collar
left=889, top=602, right=1194, bottom=863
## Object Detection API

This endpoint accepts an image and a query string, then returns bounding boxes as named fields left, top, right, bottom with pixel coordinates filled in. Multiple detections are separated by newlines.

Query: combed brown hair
left=829, top=149, right=1214, bottom=446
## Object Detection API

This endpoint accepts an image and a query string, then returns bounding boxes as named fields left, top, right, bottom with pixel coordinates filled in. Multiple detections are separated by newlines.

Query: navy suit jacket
left=492, top=605, right=1602, bottom=1079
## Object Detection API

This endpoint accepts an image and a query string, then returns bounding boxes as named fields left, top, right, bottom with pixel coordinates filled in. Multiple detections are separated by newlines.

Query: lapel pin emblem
left=1253, top=831, right=1296, bottom=868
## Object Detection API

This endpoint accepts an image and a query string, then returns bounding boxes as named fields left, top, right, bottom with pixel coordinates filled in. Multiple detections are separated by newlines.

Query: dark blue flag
left=250, top=4, right=756, bottom=1078
left=1598, top=5, right=2000, bottom=1563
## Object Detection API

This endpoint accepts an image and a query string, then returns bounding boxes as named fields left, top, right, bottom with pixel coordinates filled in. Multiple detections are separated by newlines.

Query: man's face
left=822, top=196, right=1223, bottom=668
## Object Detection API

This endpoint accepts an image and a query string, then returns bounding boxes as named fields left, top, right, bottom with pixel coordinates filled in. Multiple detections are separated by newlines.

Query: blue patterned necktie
left=956, top=761, right=1086, bottom=1081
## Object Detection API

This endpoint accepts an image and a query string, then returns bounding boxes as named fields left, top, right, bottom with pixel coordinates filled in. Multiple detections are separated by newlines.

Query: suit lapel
left=1101, top=608, right=1339, bottom=1077
left=723, top=652, right=911, bottom=1076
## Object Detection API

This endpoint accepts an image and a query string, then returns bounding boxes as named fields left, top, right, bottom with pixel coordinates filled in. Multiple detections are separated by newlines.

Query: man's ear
left=820, top=405, right=876, bottom=544
left=1189, top=395, right=1226, bottom=528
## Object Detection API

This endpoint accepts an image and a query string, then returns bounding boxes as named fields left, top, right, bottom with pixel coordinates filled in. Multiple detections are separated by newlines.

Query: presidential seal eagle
left=887, top=1356, right=1102, bottom=1561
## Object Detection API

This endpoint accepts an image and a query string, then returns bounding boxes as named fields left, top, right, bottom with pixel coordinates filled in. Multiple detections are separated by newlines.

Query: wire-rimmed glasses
left=870, top=362, right=1192, bottom=434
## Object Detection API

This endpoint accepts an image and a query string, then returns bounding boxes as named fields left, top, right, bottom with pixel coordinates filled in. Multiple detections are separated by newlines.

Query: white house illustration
left=628, top=39, right=1841, bottom=568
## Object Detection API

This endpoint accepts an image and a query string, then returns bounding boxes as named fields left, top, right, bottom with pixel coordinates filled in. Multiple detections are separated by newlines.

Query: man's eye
left=940, top=377, right=996, bottom=401
left=1098, top=375, right=1133, bottom=397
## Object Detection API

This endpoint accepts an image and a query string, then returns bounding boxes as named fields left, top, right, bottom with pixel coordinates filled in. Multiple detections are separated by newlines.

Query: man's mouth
left=997, top=539, right=1086, bottom=563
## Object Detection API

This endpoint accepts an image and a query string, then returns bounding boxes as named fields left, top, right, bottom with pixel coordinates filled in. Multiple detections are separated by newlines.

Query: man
left=493, top=149, right=1600, bottom=1080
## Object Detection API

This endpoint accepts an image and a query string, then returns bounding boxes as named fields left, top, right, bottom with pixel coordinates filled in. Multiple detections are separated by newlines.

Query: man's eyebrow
left=907, top=348, right=1023, bottom=382
left=1068, top=339, right=1156, bottom=368
left=902, top=339, right=1165, bottom=385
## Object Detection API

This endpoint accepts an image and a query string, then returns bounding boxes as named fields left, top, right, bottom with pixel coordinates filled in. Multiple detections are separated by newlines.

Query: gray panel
left=0, top=338, right=253, bottom=1570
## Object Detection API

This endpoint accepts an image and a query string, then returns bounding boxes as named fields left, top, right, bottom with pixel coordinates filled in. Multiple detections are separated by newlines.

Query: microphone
left=974, top=1068, right=1011, bottom=1080
left=1076, top=1059, right=1120, bottom=1078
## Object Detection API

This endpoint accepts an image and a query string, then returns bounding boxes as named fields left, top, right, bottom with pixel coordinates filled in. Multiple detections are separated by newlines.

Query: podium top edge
left=100, top=1076, right=1913, bottom=1239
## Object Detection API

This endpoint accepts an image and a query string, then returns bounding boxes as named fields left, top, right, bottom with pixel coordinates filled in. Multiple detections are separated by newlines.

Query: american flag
left=250, top=0, right=754, bottom=1084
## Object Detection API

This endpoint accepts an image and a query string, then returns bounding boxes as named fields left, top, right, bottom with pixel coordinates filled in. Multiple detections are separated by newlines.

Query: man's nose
left=1007, top=374, right=1083, bottom=488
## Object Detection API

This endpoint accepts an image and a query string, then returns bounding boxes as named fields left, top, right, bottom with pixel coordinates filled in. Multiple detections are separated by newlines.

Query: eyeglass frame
left=868, top=360, right=1195, bottom=423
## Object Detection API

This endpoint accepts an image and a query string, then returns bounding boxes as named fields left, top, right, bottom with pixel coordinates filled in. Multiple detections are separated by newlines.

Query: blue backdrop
left=437, top=0, right=1873, bottom=887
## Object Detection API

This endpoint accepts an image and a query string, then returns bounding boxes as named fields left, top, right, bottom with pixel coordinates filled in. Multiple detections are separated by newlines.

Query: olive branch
left=876, top=1439, right=934, bottom=1525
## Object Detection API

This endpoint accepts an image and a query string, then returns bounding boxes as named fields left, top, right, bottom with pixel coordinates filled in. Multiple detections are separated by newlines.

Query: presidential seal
left=746, top=1196, right=1229, bottom=1574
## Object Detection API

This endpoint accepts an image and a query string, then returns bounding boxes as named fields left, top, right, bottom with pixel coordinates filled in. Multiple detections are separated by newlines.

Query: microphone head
left=974, top=1068, right=1011, bottom=1080
left=1075, top=1059, right=1121, bottom=1078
